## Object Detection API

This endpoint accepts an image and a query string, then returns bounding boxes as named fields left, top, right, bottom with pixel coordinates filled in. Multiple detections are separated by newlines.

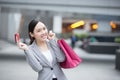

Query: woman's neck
left=36, top=40, right=48, bottom=51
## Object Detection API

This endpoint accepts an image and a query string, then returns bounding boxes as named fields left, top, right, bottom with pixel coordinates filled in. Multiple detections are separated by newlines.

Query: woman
left=17, top=19, right=68, bottom=80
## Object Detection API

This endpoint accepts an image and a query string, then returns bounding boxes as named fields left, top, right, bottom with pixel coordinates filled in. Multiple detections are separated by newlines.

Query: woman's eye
left=37, top=29, right=41, bottom=32
left=43, top=27, right=46, bottom=30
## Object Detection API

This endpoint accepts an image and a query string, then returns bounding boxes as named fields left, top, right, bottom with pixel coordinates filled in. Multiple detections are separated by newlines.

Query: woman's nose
left=41, top=30, right=46, bottom=34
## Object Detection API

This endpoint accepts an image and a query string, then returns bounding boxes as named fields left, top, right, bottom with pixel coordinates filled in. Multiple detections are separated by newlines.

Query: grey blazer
left=24, top=39, right=68, bottom=80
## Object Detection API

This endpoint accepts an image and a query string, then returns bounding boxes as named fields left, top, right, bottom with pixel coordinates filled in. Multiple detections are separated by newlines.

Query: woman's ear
left=29, top=32, right=34, bottom=37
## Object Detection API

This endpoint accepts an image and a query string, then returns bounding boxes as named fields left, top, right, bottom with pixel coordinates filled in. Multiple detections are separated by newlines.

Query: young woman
left=17, top=19, right=68, bottom=80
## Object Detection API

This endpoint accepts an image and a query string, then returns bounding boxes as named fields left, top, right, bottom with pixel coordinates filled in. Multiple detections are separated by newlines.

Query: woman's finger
left=48, top=30, right=56, bottom=40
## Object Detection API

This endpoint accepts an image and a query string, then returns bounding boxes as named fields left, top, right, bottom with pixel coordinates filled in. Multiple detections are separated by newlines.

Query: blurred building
left=0, top=0, right=120, bottom=42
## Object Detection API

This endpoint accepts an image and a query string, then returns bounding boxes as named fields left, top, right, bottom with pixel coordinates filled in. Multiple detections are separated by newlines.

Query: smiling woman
left=16, top=18, right=68, bottom=80
left=29, top=20, right=48, bottom=44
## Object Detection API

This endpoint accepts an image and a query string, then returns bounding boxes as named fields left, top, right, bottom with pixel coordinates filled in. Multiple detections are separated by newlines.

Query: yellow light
left=92, top=24, right=98, bottom=30
left=110, top=22, right=116, bottom=29
left=70, top=20, right=85, bottom=28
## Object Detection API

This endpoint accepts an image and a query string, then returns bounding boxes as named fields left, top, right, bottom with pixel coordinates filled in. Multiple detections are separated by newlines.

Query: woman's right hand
left=17, top=42, right=28, bottom=50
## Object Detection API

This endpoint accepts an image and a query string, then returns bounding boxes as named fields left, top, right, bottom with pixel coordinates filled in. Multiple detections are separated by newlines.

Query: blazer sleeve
left=24, top=49, right=43, bottom=72
left=49, top=39, right=65, bottom=62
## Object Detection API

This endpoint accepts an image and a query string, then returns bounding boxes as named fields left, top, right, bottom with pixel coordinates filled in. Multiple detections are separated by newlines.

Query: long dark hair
left=28, top=19, right=40, bottom=44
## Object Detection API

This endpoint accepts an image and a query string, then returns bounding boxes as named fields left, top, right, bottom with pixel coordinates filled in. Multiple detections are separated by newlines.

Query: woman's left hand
left=48, top=30, right=56, bottom=40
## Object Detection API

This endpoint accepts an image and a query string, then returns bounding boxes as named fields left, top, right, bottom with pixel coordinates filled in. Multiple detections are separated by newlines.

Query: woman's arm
left=17, top=42, right=43, bottom=72
left=47, top=30, right=65, bottom=62
left=49, top=39, right=66, bottom=62
left=24, top=49, right=43, bottom=72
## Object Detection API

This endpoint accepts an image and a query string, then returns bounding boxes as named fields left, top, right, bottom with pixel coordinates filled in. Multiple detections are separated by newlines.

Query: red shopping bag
left=57, top=39, right=82, bottom=69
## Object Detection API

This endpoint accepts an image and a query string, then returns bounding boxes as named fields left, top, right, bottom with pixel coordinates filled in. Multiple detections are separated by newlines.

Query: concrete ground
left=0, top=39, right=120, bottom=80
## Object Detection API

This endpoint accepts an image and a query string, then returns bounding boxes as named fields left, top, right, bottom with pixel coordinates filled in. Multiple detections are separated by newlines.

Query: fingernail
left=49, top=30, right=52, bottom=33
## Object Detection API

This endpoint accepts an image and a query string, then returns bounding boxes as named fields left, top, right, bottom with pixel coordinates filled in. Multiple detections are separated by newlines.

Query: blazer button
left=51, top=68, right=53, bottom=70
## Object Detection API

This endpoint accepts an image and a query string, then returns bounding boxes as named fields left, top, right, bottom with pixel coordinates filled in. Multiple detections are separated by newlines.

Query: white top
left=41, top=50, right=56, bottom=78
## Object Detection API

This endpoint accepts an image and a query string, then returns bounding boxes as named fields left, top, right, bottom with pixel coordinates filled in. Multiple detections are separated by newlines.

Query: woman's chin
left=42, top=37, right=47, bottom=41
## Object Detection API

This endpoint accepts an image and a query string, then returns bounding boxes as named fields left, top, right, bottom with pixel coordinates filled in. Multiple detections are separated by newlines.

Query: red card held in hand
left=14, top=33, right=20, bottom=43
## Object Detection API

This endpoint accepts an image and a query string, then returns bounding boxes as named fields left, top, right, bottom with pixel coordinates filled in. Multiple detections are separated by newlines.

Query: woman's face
left=30, top=22, right=48, bottom=42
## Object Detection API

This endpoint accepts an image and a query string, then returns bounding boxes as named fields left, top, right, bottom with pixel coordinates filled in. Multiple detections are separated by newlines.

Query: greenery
left=75, top=33, right=88, bottom=40
left=115, top=37, right=120, bottom=43
left=60, top=32, right=88, bottom=40
left=61, top=33, right=72, bottom=39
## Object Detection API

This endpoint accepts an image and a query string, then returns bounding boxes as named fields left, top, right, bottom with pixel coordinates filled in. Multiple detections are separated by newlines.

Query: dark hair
left=28, top=19, right=40, bottom=44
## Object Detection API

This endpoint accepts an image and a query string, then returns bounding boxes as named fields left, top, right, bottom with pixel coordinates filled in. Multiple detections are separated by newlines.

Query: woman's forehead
left=35, top=22, right=46, bottom=29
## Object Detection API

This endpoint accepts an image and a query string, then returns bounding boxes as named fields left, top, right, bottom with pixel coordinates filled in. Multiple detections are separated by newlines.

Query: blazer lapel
left=31, top=41, right=51, bottom=66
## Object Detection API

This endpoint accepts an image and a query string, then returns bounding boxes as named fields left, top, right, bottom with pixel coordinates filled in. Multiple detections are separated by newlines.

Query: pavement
left=0, top=40, right=25, bottom=60
left=0, top=39, right=120, bottom=80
